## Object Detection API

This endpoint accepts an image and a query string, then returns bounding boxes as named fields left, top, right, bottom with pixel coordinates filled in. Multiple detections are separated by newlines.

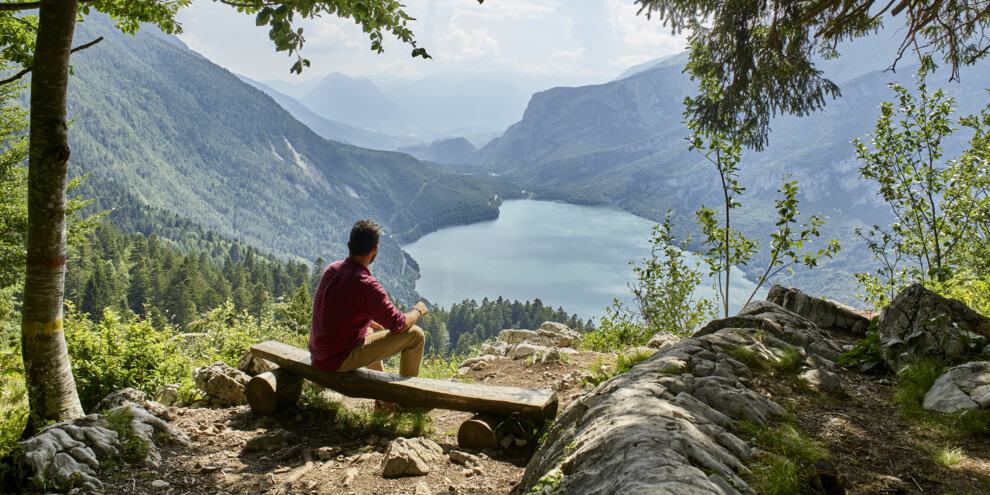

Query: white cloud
left=174, top=0, right=689, bottom=83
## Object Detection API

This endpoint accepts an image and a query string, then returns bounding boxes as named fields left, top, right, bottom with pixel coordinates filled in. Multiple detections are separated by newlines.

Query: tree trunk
left=21, top=0, right=84, bottom=435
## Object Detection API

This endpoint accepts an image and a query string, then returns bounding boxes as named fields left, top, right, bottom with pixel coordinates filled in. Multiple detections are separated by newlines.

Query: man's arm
left=402, top=302, right=428, bottom=332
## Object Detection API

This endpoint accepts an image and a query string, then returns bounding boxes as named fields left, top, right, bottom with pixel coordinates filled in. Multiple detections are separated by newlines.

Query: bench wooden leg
left=246, top=368, right=303, bottom=415
left=457, top=414, right=501, bottom=450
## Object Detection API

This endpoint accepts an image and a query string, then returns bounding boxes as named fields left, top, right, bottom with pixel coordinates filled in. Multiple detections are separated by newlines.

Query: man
left=309, top=220, right=428, bottom=377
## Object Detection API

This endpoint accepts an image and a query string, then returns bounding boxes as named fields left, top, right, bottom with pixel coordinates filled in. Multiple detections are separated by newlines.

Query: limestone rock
left=20, top=401, right=185, bottom=491
left=923, top=361, right=990, bottom=413
left=622, top=346, right=657, bottom=361
left=541, top=347, right=563, bottom=364
left=194, top=361, right=251, bottom=404
left=499, top=329, right=538, bottom=344
left=238, top=351, right=278, bottom=376
left=517, top=300, right=848, bottom=494
left=799, top=369, right=842, bottom=392
left=381, top=437, right=444, bottom=477
left=767, top=284, right=872, bottom=334
left=647, top=332, right=682, bottom=350
left=415, top=481, right=432, bottom=495
left=538, top=321, right=581, bottom=347
left=244, top=429, right=296, bottom=452
left=512, top=342, right=547, bottom=360
left=155, top=384, right=181, bottom=406
left=877, top=284, right=989, bottom=368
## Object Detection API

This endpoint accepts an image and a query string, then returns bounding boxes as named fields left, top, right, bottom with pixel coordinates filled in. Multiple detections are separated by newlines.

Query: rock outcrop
left=459, top=321, right=581, bottom=372
left=20, top=401, right=189, bottom=491
left=876, top=284, right=989, bottom=368
left=517, top=301, right=845, bottom=494
left=767, top=284, right=873, bottom=334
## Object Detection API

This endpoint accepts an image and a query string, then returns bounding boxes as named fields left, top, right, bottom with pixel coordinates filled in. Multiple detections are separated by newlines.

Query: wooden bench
left=245, top=340, right=559, bottom=448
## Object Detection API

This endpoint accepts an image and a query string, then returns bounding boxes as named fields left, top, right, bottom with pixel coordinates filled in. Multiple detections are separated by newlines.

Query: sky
left=174, top=0, right=689, bottom=86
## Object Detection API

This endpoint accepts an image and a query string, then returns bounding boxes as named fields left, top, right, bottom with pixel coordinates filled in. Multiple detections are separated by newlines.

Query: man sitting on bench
left=309, top=220, right=429, bottom=379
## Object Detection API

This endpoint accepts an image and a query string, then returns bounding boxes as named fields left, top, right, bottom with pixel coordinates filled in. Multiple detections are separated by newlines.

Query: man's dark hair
left=349, top=220, right=381, bottom=256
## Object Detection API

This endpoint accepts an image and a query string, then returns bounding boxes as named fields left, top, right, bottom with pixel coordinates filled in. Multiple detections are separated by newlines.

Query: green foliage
left=837, top=324, right=887, bottom=372
left=103, top=408, right=150, bottom=462
left=65, top=305, right=187, bottom=412
left=628, top=215, right=715, bottom=337
left=854, top=70, right=990, bottom=308
left=0, top=349, right=27, bottom=460
left=690, top=121, right=838, bottom=317
left=0, top=80, right=27, bottom=289
left=529, top=467, right=564, bottom=494
left=583, top=350, right=654, bottom=387
left=583, top=215, right=714, bottom=352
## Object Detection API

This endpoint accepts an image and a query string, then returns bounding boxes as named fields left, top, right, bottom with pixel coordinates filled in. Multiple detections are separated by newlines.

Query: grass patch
left=894, top=357, right=990, bottom=439
left=104, top=408, right=150, bottom=462
left=725, top=346, right=767, bottom=371
left=308, top=392, right=432, bottom=438
left=738, top=418, right=829, bottom=494
left=583, top=349, right=654, bottom=386
left=747, top=453, right=803, bottom=495
left=935, top=445, right=966, bottom=468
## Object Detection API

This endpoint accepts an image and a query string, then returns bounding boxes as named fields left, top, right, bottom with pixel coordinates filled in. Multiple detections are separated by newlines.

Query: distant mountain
left=614, top=52, right=688, bottom=81
left=65, top=15, right=519, bottom=302
left=298, top=72, right=402, bottom=131
left=475, top=40, right=990, bottom=302
left=236, top=75, right=416, bottom=151
left=398, top=137, right=477, bottom=166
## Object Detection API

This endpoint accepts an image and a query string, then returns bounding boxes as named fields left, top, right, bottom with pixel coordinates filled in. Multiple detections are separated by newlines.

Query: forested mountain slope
left=63, top=15, right=518, bottom=302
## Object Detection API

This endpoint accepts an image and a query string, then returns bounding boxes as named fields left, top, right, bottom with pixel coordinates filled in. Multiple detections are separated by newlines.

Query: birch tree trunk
left=21, top=0, right=84, bottom=434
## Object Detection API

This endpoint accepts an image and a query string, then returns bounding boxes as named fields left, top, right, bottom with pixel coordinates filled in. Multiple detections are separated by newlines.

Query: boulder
left=876, top=284, right=989, bottom=368
left=194, top=361, right=251, bottom=404
left=923, top=361, right=990, bottom=413
left=511, top=343, right=547, bottom=360
left=499, top=329, right=538, bottom=345
left=538, top=322, right=581, bottom=347
left=541, top=347, right=563, bottom=364
left=799, top=369, right=842, bottom=392
left=381, top=437, right=444, bottom=477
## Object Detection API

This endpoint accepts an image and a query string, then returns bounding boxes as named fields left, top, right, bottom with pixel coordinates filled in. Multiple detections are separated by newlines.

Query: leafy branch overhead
left=635, top=0, right=990, bottom=150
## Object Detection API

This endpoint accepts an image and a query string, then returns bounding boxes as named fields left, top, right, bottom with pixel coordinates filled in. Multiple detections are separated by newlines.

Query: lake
left=403, top=200, right=761, bottom=321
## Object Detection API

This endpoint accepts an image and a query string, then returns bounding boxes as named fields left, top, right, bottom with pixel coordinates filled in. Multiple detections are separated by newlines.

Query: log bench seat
left=245, top=340, right=559, bottom=448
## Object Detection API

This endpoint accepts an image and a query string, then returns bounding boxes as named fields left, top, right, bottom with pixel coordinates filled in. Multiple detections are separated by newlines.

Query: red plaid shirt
left=309, top=258, right=406, bottom=372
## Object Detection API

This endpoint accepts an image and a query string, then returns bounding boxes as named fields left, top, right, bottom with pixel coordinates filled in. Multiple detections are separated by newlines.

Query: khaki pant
left=337, top=326, right=425, bottom=377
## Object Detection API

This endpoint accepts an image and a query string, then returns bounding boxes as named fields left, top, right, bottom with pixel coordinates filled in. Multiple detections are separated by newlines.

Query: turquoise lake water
left=404, top=200, right=760, bottom=320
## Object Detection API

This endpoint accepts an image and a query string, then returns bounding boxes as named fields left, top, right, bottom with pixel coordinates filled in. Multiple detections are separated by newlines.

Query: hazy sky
left=174, top=0, right=688, bottom=85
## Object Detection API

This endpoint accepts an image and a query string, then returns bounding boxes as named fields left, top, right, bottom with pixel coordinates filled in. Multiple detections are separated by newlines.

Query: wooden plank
left=250, top=340, right=558, bottom=421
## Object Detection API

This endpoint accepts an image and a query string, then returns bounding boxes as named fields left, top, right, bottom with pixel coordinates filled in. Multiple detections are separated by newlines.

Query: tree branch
left=0, top=36, right=103, bottom=86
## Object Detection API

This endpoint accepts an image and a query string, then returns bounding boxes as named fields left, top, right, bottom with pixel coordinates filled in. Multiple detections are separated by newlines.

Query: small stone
left=514, top=437, right=528, bottom=447
left=316, top=446, right=342, bottom=460
left=243, top=429, right=295, bottom=452
left=342, top=467, right=358, bottom=486
left=381, top=437, right=443, bottom=477
left=151, top=480, right=169, bottom=489
left=500, top=435, right=514, bottom=450
left=415, top=481, right=432, bottom=495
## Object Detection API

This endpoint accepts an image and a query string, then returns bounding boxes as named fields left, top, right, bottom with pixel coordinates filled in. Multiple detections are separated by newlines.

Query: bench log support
left=245, top=368, right=303, bottom=415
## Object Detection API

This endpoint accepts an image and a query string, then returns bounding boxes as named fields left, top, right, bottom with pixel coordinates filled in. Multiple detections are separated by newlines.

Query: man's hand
left=369, top=321, right=385, bottom=331
left=402, top=302, right=428, bottom=331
